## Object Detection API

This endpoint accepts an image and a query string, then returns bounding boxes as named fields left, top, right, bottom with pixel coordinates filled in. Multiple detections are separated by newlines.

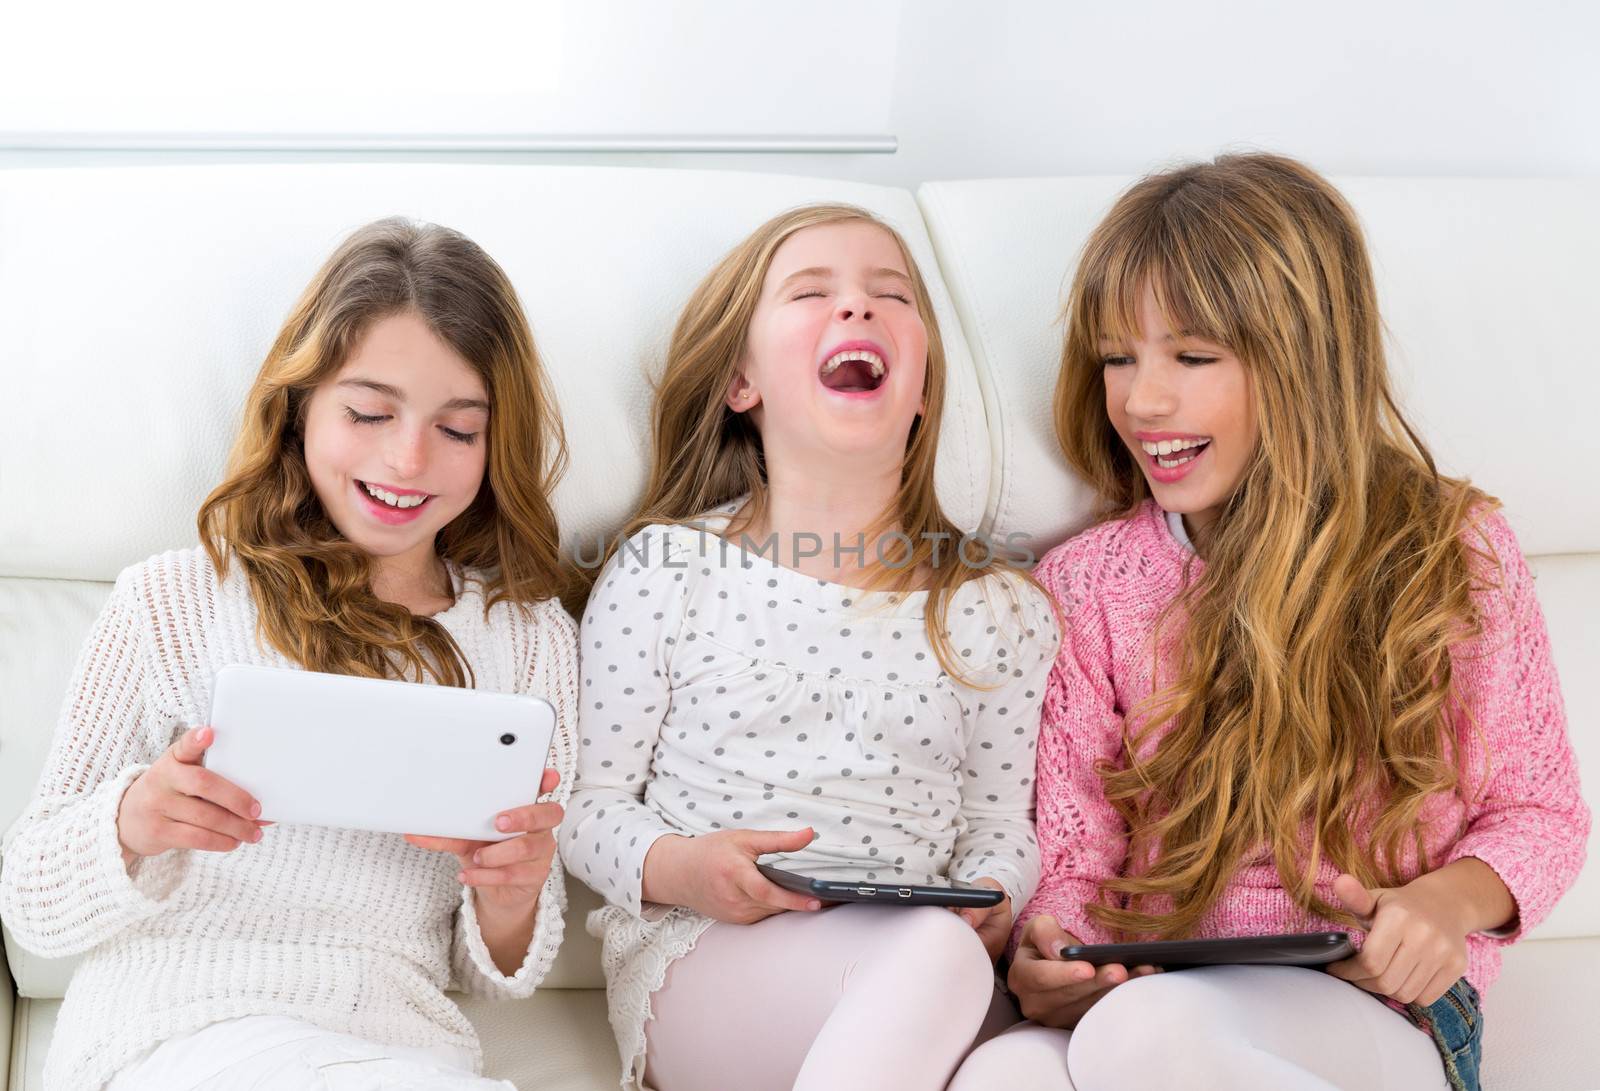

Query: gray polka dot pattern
left=559, top=507, right=1061, bottom=920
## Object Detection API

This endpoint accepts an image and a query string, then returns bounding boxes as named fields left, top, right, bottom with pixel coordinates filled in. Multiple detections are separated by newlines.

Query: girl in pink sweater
left=952, top=154, right=1588, bottom=1091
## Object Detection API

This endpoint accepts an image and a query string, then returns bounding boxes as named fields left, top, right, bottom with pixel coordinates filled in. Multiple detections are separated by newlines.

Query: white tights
left=948, top=965, right=1448, bottom=1091
left=644, top=904, right=1013, bottom=1091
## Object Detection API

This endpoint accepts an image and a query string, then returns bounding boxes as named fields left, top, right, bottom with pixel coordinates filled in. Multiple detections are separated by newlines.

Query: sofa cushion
left=10, top=939, right=1597, bottom=1090
left=8, top=989, right=622, bottom=1091
left=1478, top=936, right=1600, bottom=1091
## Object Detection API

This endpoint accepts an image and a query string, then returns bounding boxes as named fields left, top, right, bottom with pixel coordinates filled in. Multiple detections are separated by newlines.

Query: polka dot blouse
left=559, top=502, right=1062, bottom=918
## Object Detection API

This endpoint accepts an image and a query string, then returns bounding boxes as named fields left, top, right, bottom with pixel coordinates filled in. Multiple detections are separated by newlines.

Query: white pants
left=948, top=965, right=1449, bottom=1091
left=645, top=904, right=1014, bottom=1091
left=105, top=1015, right=515, bottom=1091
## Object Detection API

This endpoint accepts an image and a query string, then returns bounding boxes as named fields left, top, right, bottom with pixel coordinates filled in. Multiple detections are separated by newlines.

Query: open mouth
left=1140, top=437, right=1211, bottom=469
left=819, top=346, right=889, bottom=395
left=356, top=479, right=432, bottom=512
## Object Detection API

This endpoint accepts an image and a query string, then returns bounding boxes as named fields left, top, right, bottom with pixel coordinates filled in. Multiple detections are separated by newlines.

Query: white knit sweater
left=0, top=548, right=578, bottom=1091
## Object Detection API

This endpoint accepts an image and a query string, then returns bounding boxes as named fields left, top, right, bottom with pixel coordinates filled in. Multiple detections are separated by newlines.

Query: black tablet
left=756, top=862, right=1005, bottom=909
left=1059, top=932, right=1355, bottom=968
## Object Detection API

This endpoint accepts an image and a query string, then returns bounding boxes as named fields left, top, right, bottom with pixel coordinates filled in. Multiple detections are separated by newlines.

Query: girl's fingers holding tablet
left=1328, top=873, right=1402, bottom=990
left=160, top=795, right=262, bottom=845
left=118, top=735, right=261, bottom=859
left=161, top=819, right=243, bottom=853
left=1018, top=914, right=1073, bottom=959
left=1009, top=955, right=1126, bottom=1026
left=1095, top=963, right=1131, bottom=986
left=472, top=830, right=556, bottom=868
left=460, top=855, right=554, bottom=888
left=538, top=767, right=560, bottom=796
left=1369, top=935, right=1431, bottom=1000
left=653, top=828, right=821, bottom=922
left=1328, top=917, right=1400, bottom=987
left=171, top=763, right=261, bottom=822
left=1390, top=952, right=1435, bottom=1006
left=1011, top=950, right=1096, bottom=992
left=1010, top=938, right=1126, bottom=990
left=742, top=871, right=821, bottom=915
left=404, top=834, right=485, bottom=857
left=170, top=725, right=215, bottom=764
left=1331, top=873, right=1379, bottom=927
left=957, top=881, right=1014, bottom=959
left=732, top=826, right=816, bottom=856
left=493, top=800, right=564, bottom=835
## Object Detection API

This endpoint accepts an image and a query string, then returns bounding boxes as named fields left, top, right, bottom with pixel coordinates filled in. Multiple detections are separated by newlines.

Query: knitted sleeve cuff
left=454, top=856, right=567, bottom=999
left=1, top=764, right=183, bottom=958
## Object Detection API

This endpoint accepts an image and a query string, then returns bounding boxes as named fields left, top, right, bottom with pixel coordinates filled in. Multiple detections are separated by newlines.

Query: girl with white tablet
left=0, top=219, right=578, bottom=1090
left=560, top=205, right=1061, bottom=1091
left=950, top=154, right=1590, bottom=1091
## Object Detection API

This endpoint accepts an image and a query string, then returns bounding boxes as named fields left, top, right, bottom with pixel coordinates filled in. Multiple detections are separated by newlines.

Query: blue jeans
left=1404, top=978, right=1483, bottom=1091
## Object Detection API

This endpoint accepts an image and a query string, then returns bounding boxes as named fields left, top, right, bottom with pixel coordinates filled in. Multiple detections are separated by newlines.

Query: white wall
left=887, top=0, right=1600, bottom=180
left=0, top=3, right=898, bottom=139
left=2, top=0, right=1594, bottom=184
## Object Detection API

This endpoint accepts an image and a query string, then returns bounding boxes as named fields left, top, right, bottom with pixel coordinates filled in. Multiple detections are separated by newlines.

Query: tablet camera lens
left=499, top=733, right=516, bottom=746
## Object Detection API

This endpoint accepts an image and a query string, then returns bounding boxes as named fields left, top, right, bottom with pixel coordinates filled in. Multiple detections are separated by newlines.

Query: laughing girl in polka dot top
left=557, top=205, right=1061, bottom=1091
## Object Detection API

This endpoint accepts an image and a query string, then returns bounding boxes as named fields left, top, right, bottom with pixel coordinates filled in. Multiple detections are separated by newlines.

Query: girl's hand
left=642, top=827, right=823, bottom=924
left=406, top=768, right=563, bottom=917
left=956, top=878, right=1014, bottom=961
left=117, top=725, right=266, bottom=864
left=1006, top=915, right=1159, bottom=1028
left=1327, top=872, right=1470, bottom=1006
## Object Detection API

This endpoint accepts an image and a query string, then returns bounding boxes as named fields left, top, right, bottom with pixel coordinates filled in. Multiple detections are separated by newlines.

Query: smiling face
left=731, top=220, right=929, bottom=480
left=1100, top=283, right=1259, bottom=539
left=301, top=309, right=490, bottom=583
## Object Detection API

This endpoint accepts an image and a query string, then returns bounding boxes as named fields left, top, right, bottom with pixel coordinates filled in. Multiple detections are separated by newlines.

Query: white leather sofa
left=1, top=164, right=1594, bottom=1090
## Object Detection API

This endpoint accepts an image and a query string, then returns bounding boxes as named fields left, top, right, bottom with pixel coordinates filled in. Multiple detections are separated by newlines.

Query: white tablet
left=205, top=664, right=556, bottom=841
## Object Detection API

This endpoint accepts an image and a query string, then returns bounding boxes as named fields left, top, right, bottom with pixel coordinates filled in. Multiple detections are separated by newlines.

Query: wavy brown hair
left=609, top=203, right=1036, bottom=682
left=1054, top=154, right=1498, bottom=936
left=199, top=218, right=568, bottom=687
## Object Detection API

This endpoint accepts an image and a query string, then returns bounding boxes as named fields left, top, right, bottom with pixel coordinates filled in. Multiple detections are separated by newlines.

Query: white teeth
left=363, top=482, right=427, bottom=509
left=1141, top=437, right=1209, bottom=456
left=1157, top=454, right=1197, bottom=468
left=821, top=348, right=887, bottom=378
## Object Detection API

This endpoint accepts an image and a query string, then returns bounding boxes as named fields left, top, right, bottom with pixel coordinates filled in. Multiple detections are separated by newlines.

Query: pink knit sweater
left=1017, top=500, right=1589, bottom=993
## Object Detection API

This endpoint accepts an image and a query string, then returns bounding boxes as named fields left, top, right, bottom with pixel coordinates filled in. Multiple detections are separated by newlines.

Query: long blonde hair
left=199, top=217, right=568, bottom=687
left=1054, top=154, right=1497, bottom=936
left=613, top=203, right=1030, bottom=681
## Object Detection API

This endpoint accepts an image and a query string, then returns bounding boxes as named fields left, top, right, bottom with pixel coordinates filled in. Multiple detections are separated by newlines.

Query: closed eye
left=348, top=407, right=478, bottom=445
left=876, top=292, right=911, bottom=303
left=1100, top=355, right=1134, bottom=367
left=1179, top=354, right=1219, bottom=366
